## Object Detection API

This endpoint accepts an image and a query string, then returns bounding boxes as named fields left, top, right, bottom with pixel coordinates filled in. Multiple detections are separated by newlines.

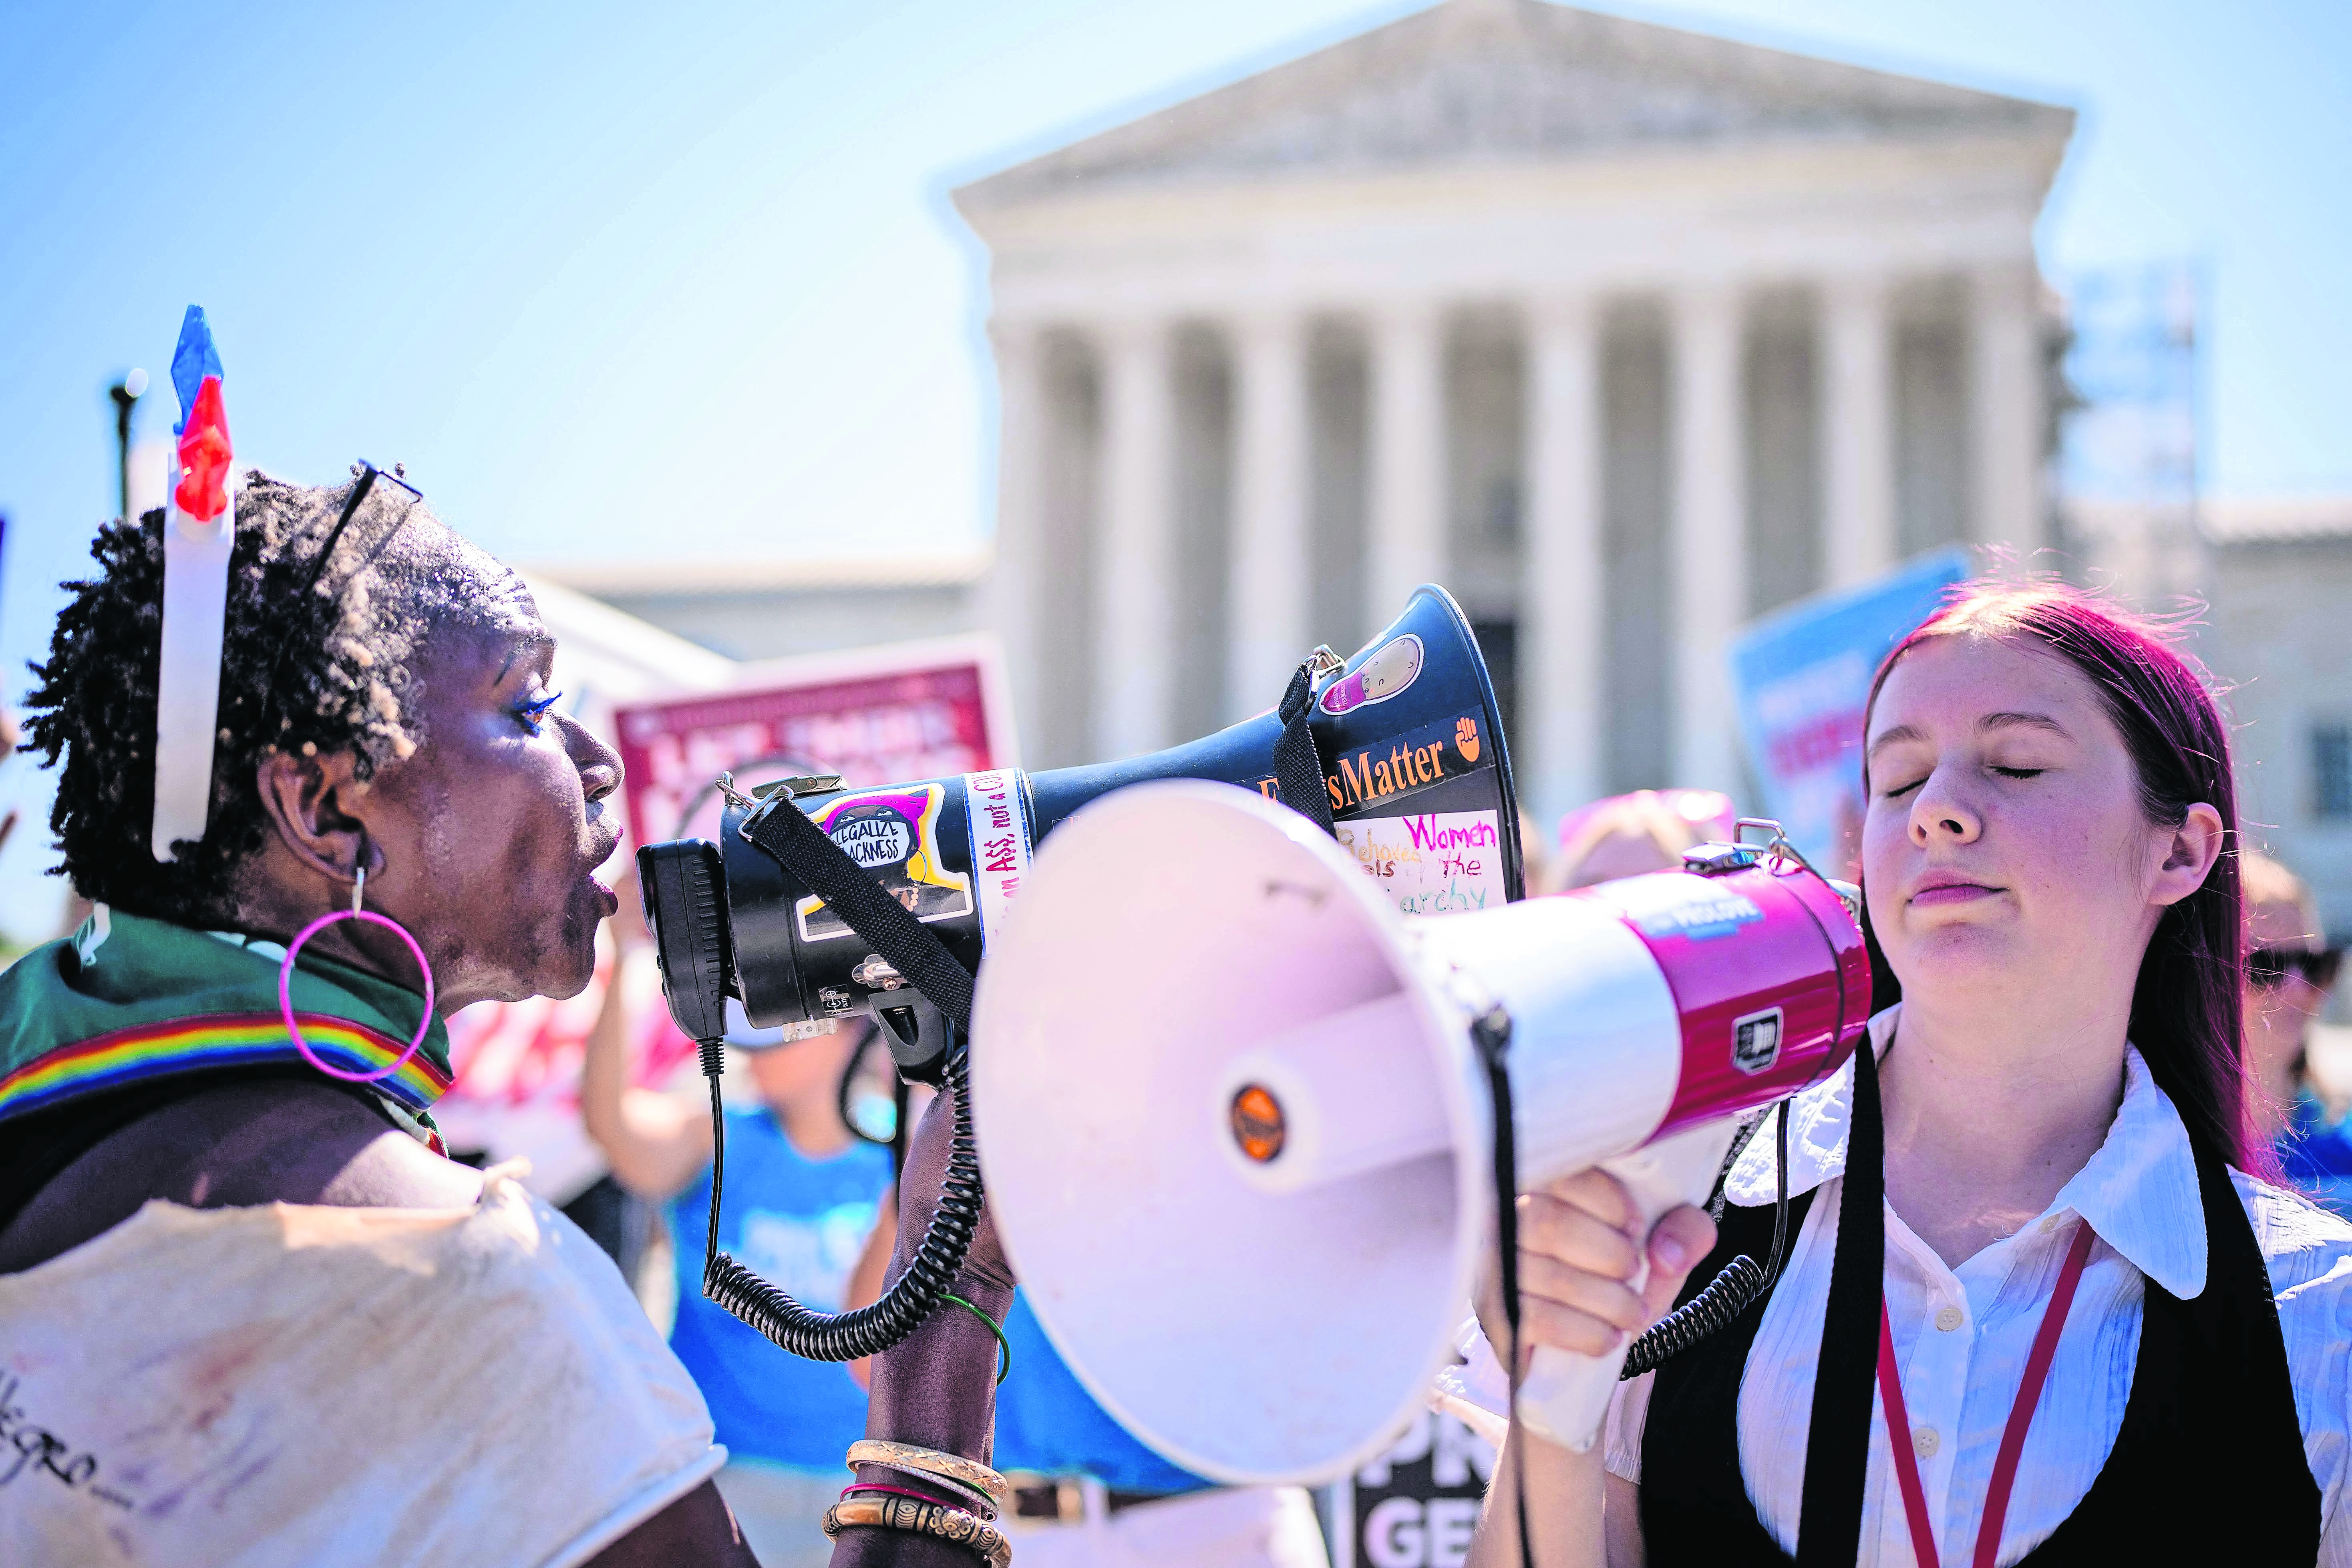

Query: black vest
left=1640, top=1047, right=2319, bottom=1564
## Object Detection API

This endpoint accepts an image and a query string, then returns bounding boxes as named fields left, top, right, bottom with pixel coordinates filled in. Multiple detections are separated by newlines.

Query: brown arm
left=587, top=1479, right=762, bottom=1566
left=831, top=1079, right=1016, bottom=1566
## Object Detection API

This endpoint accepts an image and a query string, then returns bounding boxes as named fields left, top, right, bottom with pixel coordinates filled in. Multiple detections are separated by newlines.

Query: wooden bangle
left=824, top=1494, right=1013, bottom=1568
left=846, top=1439, right=1012, bottom=1506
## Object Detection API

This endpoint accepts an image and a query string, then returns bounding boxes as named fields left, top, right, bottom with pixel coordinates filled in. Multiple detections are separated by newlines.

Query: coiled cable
left=1620, top=1095, right=1791, bottom=1379
left=696, top=1029, right=986, bottom=1361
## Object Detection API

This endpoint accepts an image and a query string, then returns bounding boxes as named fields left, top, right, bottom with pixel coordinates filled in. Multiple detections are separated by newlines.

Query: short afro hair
left=24, top=469, right=527, bottom=928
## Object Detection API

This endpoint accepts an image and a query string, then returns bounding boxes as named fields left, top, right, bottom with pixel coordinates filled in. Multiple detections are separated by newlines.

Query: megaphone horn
left=969, top=782, right=1870, bottom=1484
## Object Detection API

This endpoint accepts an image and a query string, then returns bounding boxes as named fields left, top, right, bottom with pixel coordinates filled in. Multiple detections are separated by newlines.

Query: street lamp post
left=108, top=368, right=147, bottom=521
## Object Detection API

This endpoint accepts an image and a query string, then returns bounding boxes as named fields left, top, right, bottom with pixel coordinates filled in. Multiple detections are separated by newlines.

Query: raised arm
left=579, top=915, right=714, bottom=1201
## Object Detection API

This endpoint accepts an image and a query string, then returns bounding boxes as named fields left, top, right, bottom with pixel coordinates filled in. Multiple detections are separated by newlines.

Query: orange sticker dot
left=1230, top=1084, right=1286, bottom=1163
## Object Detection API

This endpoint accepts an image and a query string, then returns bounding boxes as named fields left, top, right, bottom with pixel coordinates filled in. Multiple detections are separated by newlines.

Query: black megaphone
left=636, top=584, right=1524, bottom=1080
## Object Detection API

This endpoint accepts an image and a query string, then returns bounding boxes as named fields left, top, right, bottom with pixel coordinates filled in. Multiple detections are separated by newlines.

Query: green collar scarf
left=0, top=906, right=450, bottom=1146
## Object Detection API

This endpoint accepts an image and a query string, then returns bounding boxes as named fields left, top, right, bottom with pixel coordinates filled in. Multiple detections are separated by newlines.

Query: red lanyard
left=1874, top=1219, right=2096, bottom=1568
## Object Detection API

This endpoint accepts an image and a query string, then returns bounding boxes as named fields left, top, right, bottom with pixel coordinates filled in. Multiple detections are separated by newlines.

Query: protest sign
left=1729, top=549, right=1970, bottom=870
left=1325, top=1410, right=1497, bottom=1568
left=613, top=633, right=1014, bottom=843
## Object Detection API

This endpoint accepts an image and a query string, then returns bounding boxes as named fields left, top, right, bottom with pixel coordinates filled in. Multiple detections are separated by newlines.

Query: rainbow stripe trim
left=0, top=1012, right=451, bottom=1123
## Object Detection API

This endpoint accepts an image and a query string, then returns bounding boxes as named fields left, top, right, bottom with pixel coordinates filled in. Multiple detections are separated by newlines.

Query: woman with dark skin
left=0, top=472, right=1008, bottom=1567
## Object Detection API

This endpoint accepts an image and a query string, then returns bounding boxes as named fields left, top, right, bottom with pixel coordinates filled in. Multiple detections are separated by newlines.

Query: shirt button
left=1913, top=1427, right=1941, bottom=1459
left=1935, top=1306, right=1964, bottom=1332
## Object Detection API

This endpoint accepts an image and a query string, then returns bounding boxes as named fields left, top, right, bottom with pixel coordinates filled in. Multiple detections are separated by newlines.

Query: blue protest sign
left=1729, top=549, right=1970, bottom=868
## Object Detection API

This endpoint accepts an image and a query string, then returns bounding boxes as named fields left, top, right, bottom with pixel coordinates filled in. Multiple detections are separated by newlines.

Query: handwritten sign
left=1335, top=810, right=1508, bottom=916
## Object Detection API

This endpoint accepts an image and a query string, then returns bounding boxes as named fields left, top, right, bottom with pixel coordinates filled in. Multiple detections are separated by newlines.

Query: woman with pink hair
left=1471, top=580, right=2352, bottom=1565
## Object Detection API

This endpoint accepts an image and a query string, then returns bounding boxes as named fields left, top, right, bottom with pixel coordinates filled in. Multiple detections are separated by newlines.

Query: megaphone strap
left=1273, top=656, right=1338, bottom=837
left=1793, top=1022, right=1888, bottom=1567
left=1466, top=1003, right=1539, bottom=1568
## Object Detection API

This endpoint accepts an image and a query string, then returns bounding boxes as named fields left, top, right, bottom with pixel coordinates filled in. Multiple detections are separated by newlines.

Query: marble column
left=1671, top=286, right=1747, bottom=797
left=1093, top=320, right=1177, bottom=760
left=1523, top=296, right=1604, bottom=822
left=1822, top=278, right=1897, bottom=587
left=1972, top=262, right=2046, bottom=554
left=1227, top=313, right=1312, bottom=723
left=1367, top=304, right=1447, bottom=632
left=985, top=319, right=1044, bottom=756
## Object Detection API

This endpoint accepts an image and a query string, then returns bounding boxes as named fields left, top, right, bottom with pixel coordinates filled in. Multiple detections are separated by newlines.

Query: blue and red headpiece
left=151, top=306, right=239, bottom=861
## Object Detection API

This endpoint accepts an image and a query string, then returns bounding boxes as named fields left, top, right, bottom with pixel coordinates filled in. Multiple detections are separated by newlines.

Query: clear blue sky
left=0, top=0, right=2346, bottom=936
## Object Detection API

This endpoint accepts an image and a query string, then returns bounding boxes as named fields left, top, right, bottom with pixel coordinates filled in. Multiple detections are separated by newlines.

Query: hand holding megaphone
left=1475, top=1160, right=1722, bottom=1447
left=853, top=1075, right=1017, bottom=1450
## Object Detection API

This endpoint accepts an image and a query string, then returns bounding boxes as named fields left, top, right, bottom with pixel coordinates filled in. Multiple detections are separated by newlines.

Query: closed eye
left=1881, top=777, right=1925, bottom=800
left=1991, top=766, right=2045, bottom=780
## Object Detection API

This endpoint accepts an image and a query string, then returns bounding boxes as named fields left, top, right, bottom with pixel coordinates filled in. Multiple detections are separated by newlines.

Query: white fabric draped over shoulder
left=0, top=1165, right=723, bottom=1568
left=1443, top=1007, right=2352, bottom=1566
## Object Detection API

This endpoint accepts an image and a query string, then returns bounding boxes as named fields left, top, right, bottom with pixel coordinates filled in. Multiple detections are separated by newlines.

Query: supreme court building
left=953, top=0, right=2074, bottom=822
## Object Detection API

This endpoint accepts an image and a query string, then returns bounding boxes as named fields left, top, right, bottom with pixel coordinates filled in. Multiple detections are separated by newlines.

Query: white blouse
left=1593, top=1006, right=2352, bottom=1566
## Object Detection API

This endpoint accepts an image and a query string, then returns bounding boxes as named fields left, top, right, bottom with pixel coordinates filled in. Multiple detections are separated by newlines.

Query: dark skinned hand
left=829, top=1073, right=1015, bottom=1567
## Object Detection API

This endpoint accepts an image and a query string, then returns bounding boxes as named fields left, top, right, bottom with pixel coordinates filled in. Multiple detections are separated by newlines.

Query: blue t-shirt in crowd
left=990, top=1290, right=1212, bottom=1496
left=668, top=1107, right=895, bottom=1471
left=2280, top=1089, right=2352, bottom=1218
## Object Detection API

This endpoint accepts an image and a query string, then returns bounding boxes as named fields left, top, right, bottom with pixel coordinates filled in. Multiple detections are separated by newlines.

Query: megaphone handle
left=1274, top=654, right=1338, bottom=835
left=1513, top=1118, right=1743, bottom=1453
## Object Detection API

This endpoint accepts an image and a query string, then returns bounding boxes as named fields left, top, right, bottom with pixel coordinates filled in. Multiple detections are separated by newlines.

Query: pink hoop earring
left=280, top=858, right=436, bottom=1083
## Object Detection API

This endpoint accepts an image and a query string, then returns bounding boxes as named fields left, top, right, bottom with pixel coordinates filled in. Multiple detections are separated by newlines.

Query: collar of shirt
left=1720, top=1003, right=2208, bottom=1298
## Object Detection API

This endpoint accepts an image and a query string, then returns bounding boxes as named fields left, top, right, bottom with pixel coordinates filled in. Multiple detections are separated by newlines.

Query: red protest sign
left=613, top=634, right=1015, bottom=846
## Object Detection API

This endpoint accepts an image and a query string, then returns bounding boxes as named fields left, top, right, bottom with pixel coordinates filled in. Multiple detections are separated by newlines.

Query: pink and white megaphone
left=970, top=781, right=1869, bottom=1483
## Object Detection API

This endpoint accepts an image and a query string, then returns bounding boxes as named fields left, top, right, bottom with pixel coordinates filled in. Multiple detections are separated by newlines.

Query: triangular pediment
left=957, top=0, right=2072, bottom=207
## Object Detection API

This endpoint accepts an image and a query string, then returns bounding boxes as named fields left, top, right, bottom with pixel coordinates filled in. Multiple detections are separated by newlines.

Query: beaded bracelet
left=823, top=1494, right=1013, bottom=1568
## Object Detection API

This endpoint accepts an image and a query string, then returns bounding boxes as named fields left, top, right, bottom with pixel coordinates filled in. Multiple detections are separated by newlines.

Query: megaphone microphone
left=970, top=782, right=1870, bottom=1483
